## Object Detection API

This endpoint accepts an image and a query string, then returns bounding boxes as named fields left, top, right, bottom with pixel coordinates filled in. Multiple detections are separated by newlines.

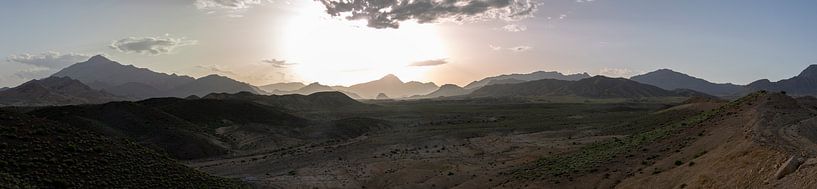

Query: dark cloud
left=409, top=59, right=448, bottom=67
left=109, top=36, right=197, bottom=55
left=319, top=0, right=539, bottom=29
left=261, top=59, right=297, bottom=68
left=6, top=52, right=90, bottom=69
left=509, top=45, right=532, bottom=52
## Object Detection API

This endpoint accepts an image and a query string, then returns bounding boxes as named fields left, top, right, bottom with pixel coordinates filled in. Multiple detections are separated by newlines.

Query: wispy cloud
left=261, top=59, right=297, bottom=68
left=509, top=46, right=533, bottom=52
left=489, top=45, right=533, bottom=52
left=409, top=59, right=448, bottom=67
left=6, top=52, right=89, bottom=69
left=502, top=24, right=528, bottom=32
left=109, top=36, right=197, bottom=55
left=196, top=64, right=237, bottom=76
left=319, top=0, right=541, bottom=29
left=194, top=0, right=269, bottom=17
left=598, top=68, right=640, bottom=78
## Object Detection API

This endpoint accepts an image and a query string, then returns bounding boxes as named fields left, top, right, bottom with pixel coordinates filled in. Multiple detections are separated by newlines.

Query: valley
left=185, top=98, right=688, bottom=188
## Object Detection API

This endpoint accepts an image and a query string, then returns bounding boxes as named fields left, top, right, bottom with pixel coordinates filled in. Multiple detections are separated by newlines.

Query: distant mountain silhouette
left=631, top=69, right=747, bottom=97
left=470, top=76, right=706, bottom=98
left=271, top=82, right=363, bottom=98
left=0, top=87, right=8, bottom=92
left=202, top=91, right=370, bottom=111
left=259, top=82, right=306, bottom=93
left=411, top=84, right=472, bottom=99
left=52, top=55, right=194, bottom=98
left=52, top=55, right=267, bottom=99
left=167, top=74, right=265, bottom=97
left=748, top=65, right=817, bottom=95
left=342, top=74, right=438, bottom=99
left=375, top=93, right=390, bottom=99
left=289, top=82, right=336, bottom=94
left=0, top=77, right=124, bottom=106
left=464, top=71, right=591, bottom=89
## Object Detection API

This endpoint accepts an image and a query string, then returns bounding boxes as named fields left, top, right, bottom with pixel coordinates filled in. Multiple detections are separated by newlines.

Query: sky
left=0, top=0, right=816, bottom=87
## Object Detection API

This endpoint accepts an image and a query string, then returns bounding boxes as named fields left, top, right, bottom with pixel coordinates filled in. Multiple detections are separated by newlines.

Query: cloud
left=194, top=0, right=269, bottom=17
left=261, top=59, right=297, bottom=68
left=319, top=0, right=541, bottom=29
left=489, top=45, right=532, bottom=52
left=195, top=0, right=267, bottom=10
left=502, top=24, right=527, bottom=32
left=509, top=46, right=532, bottom=52
left=196, top=65, right=237, bottom=76
left=110, top=36, right=197, bottom=55
left=12, top=68, right=53, bottom=80
left=6, top=52, right=90, bottom=69
left=409, top=59, right=448, bottom=67
left=598, top=68, right=639, bottom=78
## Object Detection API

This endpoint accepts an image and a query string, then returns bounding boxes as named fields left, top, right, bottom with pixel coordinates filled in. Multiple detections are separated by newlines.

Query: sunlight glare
left=278, top=2, right=448, bottom=85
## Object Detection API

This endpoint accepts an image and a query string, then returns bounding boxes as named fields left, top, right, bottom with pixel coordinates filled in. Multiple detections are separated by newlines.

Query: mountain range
left=470, top=76, right=710, bottom=98
left=630, top=69, right=747, bottom=97
left=463, top=71, right=591, bottom=89
left=51, top=55, right=264, bottom=99
left=259, top=82, right=306, bottom=93
left=747, top=65, right=817, bottom=95
left=333, top=74, right=439, bottom=99
left=4, top=55, right=817, bottom=106
left=631, top=65, right=817, bottom=98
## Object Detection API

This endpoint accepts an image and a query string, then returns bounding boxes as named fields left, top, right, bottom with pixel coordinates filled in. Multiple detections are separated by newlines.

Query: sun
left=277, top=1, right=449, bottom=85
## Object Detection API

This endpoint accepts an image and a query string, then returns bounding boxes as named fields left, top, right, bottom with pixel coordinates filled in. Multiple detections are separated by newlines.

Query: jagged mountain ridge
left=470, top=76, right=707, bottom=98
left=464, top=71, right=591, bottom=90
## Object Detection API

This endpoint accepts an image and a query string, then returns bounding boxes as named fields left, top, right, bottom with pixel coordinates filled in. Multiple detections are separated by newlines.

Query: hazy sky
left=1, top=0, right=816, bottom=87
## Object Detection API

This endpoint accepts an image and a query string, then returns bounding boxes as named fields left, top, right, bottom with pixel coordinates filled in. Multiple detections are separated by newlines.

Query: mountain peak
left=380, top=74, right=402, bottom=83
left=87, top=55, right=112, bottom=63
left=201, top=74, right=228, bottom=79
left=797, top=64, right=817, bottom=78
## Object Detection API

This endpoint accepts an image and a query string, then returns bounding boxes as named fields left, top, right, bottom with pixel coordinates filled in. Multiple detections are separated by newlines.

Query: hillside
left=506, top=91, right=817, bottom=188
left=748, top=65, right=817, bottom=96
left=631, top=69, right=747, bottom=97
left=0, top=110, right=238, bottom=188
left=464, top=71, right=591, bottom=89
left=470, top=76, right=695, bottom=98
left=28, top=101, right=230, bottom=160
left=202, top=91, right=370, bottom=111
left=0, top=77, right=124, bottom=107
left=616, top=91, right=817, bottom=188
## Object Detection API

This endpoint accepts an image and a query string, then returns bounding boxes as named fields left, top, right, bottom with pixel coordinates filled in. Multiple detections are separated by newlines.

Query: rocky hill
left=0, top=110, right=239, bottom=188
left=0, top=77, right=124, bottom=106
